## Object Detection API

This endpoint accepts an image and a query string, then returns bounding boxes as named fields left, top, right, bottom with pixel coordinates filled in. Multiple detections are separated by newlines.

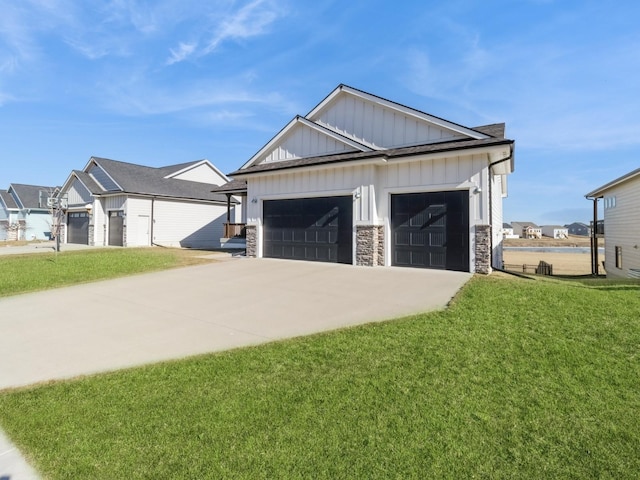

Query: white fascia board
left=7, top=185, right=24, bottom=209
left=240, top=116, right=372, bottom=171
left=239, top=116, right=300, bottom=170
left=89, top=157, right=124, bottom=191
left=307, top=85, right=490, bottom=141
left=163, top=159, right=230, bottom=182
left=586, top=166, right=640, bottom=198
left=296, top=116, right=374, bottom=152
left=59, top=171, right=80, bottom=195
left=232, top=156, right=388, bottom=179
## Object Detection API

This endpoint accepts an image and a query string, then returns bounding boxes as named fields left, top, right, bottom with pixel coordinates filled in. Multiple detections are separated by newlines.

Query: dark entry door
left=108, top=211, right=124, bottom=246
left=391, top=191, right=469, bottom=271
left=263, top=196, right=352, bottom=264
left=67, top=212, right=89, bottom=244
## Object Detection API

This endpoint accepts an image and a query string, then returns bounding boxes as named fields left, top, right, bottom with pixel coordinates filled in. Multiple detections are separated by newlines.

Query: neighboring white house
left=502, top=223, right=519, bottom=239
left=586, top=167, right=640, bottom=279
left=57, top=157, right=240, bottom=248
left=0, top=184, right=57, bottom=241
left=511, top=221, right=542, bottom=239
left=223, top=84, right=515, bottom=273
left=541, top=225, right=569, bottom=239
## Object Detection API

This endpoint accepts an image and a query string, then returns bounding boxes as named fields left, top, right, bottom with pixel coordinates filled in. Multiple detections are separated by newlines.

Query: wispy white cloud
left=166, top=0, right=283, bottom=65
left=166, top=42, right=198, bottom=65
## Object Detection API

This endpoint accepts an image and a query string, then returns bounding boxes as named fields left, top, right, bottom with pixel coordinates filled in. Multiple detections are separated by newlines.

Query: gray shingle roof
left=229, top=136, right=513, bottom=177
left=90, top=157, right=232, bottom=203
left=73, top=170, right=104, bottom=195
left=210, top=179, right=248, bottom=194
left=0, top=190, right=18, bottom=209
left=9, top=184, right=57, bottom=209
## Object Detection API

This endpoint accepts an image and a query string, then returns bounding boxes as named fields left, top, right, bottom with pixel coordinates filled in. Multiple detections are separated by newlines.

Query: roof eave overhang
left=586, top=167, right=640, bottom=199
left=231, top=156, right=388, bottom=179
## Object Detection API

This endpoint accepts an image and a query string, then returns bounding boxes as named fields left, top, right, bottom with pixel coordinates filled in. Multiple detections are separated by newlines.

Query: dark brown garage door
left=391, top=191, right=469, bottom=272
left=263, top=196, right=352, bottom=264
left=108, top=211, right=124, bottom=246
left=67, top=212, right=89, bottom=245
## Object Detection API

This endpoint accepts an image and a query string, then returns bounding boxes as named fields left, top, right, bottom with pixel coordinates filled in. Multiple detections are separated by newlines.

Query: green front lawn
left=0, top=275, right=638, bottom=479
left=0, top=248, right=215, bottom=297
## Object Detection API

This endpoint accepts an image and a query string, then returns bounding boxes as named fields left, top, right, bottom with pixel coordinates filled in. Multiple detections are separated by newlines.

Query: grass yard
left=0, top=275, right=638, bottom=479
left=0, top=247, right=217, bottom=297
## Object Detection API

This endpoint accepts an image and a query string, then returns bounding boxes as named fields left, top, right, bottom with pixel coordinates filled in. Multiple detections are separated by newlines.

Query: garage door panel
left=67, top=212, right=89, bottom=245
left=392, top=191, right=469, bottom=272
left=264, top=196, right=352, bottom=264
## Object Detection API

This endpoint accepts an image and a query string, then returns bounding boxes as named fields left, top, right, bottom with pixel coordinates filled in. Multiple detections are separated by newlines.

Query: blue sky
left=1, top=0, right=638, bottom=225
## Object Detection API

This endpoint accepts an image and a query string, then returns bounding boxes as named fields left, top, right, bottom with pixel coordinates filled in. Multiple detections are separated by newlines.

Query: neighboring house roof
left=232, top=84, right=514, bottom=178
left=565, top=222, right=588, bottom=228
left=542, top=225, right=567, bottom=229
left=511, top=221, right=540, bottom=229
left=73, top=157, right=233, bottom=203
left=9, top=184, right=57, bottom=209
left=586, top=166, right=640, bottom=198
left=502, top=222, right=512, bottom=228
left=0, top=190, right=18, bottom=209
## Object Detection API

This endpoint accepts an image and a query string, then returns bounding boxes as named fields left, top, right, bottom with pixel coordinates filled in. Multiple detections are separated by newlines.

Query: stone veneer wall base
left=475, top=224, right=492, bottom=274
left=356, top=225, right=384, bottom=267
left=245, top=225, right=257, bottom=257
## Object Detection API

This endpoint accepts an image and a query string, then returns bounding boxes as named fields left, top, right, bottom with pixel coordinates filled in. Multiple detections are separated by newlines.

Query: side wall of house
left=152, top=199, right=227, bottom=248
left=602, top=177, right=640, bottom=279
left=24, top=211, right=53, bottom=240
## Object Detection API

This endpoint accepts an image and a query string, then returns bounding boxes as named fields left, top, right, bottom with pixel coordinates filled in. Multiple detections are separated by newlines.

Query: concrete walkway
left=0, top=258, right=471, bottom=478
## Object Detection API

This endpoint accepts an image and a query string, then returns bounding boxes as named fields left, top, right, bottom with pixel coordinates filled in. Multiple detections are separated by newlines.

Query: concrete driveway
left=0, top=257, right=470, bottom=391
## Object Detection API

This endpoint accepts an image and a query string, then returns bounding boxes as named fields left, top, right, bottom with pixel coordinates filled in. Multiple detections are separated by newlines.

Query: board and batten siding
left=263, top=125, right=357, bottom=163
left=247, top=153, right=490, bottom=226
left=312, top=95, right=466, bottom=150
left=152, top=199, right=227, bottom=248
left=67, top=178, right=93, bottom=206
left=601, top=177, right=640, bottom=279
left=490, top=173, right=505, bottom=269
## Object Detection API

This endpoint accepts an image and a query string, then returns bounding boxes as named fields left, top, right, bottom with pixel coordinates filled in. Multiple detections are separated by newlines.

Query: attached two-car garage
left=263, top=196, right=353, bottom=264
left=262, top=191, right=470, bottom=272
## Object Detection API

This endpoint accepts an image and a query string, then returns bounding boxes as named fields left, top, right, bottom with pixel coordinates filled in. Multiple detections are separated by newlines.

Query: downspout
left=487, top=145, right=514, bottom=270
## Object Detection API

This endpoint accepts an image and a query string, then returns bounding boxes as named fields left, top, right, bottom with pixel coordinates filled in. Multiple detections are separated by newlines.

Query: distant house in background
left=586, top=167, right=640, bottom=279
left=565, top=222, right=590, bottom=236
left=57, top=157, right=240, bottom=248
left=501, top=223, right=519, bottom=239
left=541, top=225, right=568, bottom=239
left=511, top=221, right=542, bottom=239
left=0, top=183, right=57, bottom=241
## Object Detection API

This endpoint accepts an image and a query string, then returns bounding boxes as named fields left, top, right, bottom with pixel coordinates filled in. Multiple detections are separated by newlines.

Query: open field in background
left=503, top=235, right=603, bottom=276
left=0, top=274, right=638, bottom=479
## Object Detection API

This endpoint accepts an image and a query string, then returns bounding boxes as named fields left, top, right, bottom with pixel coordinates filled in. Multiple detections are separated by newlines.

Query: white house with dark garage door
left=223, top=85, right=515, bottom=273
left=58, top=157, right=240, bottom=248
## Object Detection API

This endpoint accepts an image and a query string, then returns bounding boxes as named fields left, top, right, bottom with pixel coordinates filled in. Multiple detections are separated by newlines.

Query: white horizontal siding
left=314, top=95, right=465, bottom=149
left=602, top=177, right=640, bottom=278
left=125, top=197, right=152, bottom=247
left=153, top=199, right=227, bottom=248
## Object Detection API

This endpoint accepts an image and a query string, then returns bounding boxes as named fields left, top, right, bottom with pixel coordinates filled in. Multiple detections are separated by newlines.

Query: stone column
left=356, top=225, right=384, bottom=266
left=246, top=225, right=257, bottom=257
left=475, top=225, right=492, bottom=274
